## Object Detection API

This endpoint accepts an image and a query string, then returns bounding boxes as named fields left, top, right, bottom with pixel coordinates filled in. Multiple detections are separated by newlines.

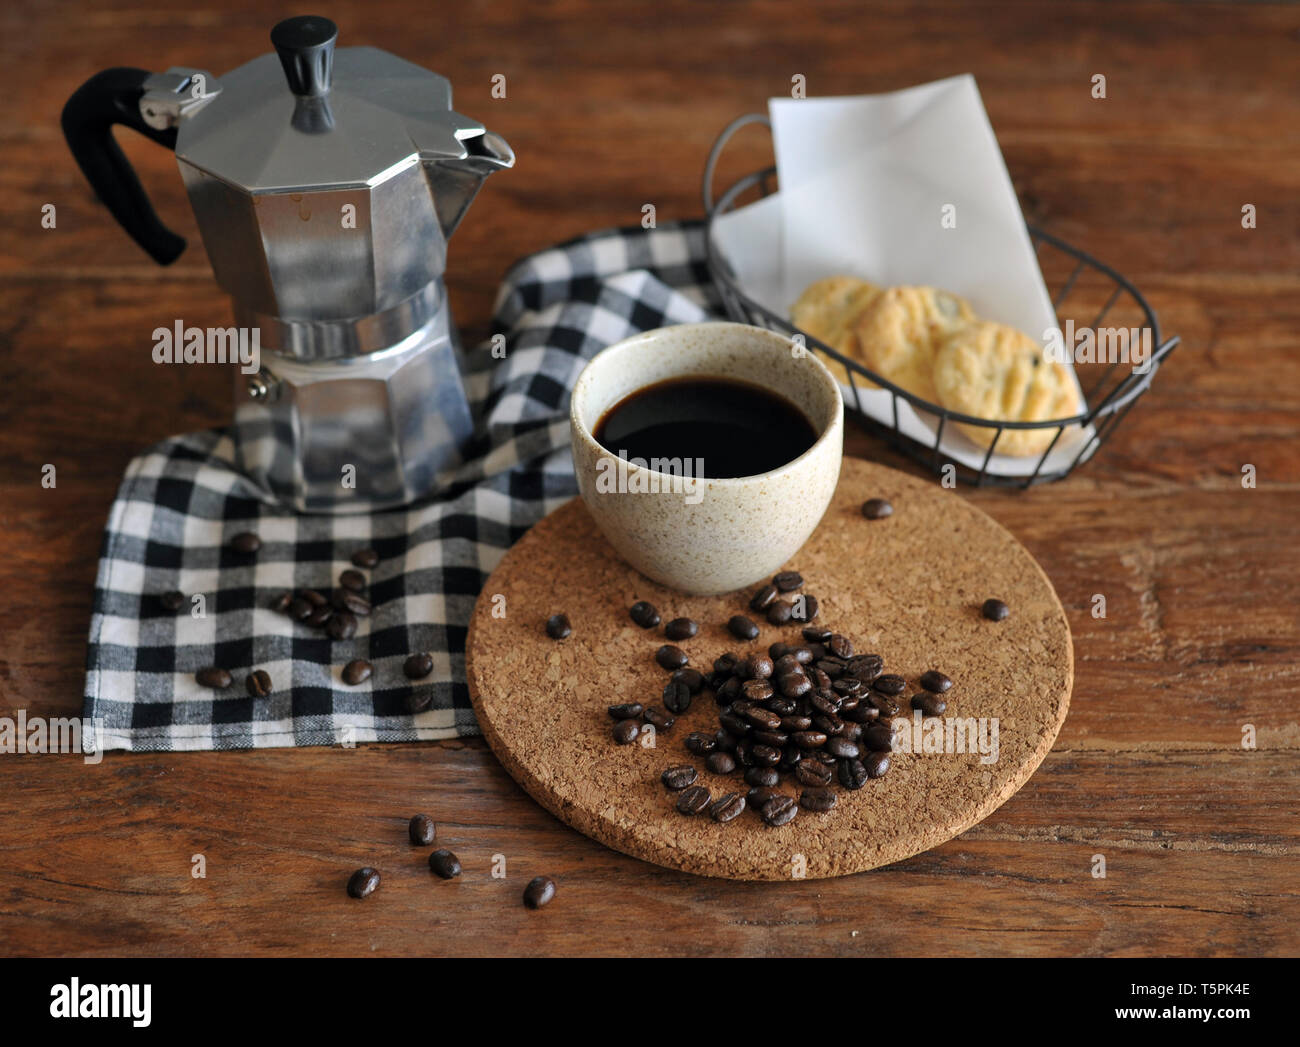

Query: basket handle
left=702, top=113, right=772, bottom=216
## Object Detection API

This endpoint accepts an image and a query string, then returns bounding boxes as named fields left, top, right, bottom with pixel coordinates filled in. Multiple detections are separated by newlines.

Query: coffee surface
left=593, top=377, right=818, bottom=479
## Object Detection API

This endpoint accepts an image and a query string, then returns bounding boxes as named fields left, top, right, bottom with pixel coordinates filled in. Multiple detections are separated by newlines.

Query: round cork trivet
left=466, top=457, right=1072, bottom=880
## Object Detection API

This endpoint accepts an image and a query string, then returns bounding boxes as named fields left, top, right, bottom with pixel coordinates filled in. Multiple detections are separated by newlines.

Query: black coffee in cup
left=593, top=376, right=817, bottom=479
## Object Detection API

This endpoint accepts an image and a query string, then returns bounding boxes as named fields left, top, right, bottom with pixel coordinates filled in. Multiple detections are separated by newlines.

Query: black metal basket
left=702, top=114, right=1179, bottom=488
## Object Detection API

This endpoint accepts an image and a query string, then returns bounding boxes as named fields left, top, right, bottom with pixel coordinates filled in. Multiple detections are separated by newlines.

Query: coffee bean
left=196, top=667, right=231, bottom=689
left=342, top=659, right=372, bottom=685
left=802, top=627, right=832, bottom=644
left=428, top=849, right=461, bottom=879
left=671, top=668, right=705, bottom=694
left=676, top=785, right=711, bottom=815
left=753, top=727, right=788, bottom=746
left=779, top=746, right=802, bottom=771
left=842, top=703, right=880, bottom=724
left=713, top=652, right=739, bottom=675
left=911, top=693, right=947, bottom=716
left=838, top=757, right=869, bottom=790
left=744, top=766, right=779, bottom=788
left=861, top=497, right=893, bottom=520
left=739, top=705, right=782, bottom=731
left=404, top=652, right=434, bottom=680
left=339, top=569, right=367, bottom=593
left=828, top=634, right=853, bottom=659
left=230, top=531, right=261, bottom=554
left=868, top=692, right=902, bottom=717
left=523, top=876, right=556, bottom=909
left=768, top=641, right=792, bottom=660
left=747, top=786, right=780, bottom=806
left=766, top=600, right=794, bottom=626
left=655, top=645, right=688, bottom=670
left=289, top=597, right=314, bottom=622
left=920, top=670, right=954, bottom=694
left=716, top=677, right=742, bottom=705
left=331, top=589, right=371, bottom=616
left=662, top=765, right=698, bottom=790
left=750, top=584, right=779, bottom=612
left=707, top=752, right=737, bottom=775
left=663, top=680, right=692, bottom=714
left=790, top=595, right=819, bottom=623
left=751, top=743, right=782, bottom=766
left=864, top=724, right=894, bottom=752
left=613, top=719, right=641, bottom=744
left=630, top=600, right=661, bottom=628
left=326, top=611, right=357, bottom=640
left=719, top=711, right=750, bottom=737
left=801, top=787, right=837, bottom=812
left=159, top=590, right=185, bottom=612
left=727, top=615, right=760, bottom=641
left=761, top=795, right=798, bottom=826
left=685, top=731, right=716, bottom=755
left=848, top=654, right=883, bottom=681
left=809, top=691, right=839, bottom=718
left=665, top=617, right=699, bottom=641
left=741, top=678, right=773, bottom=703
left=864, top=751, right=891, bottom=778
left=347, top=867, right=380, bottom=898
left=807, top=667, right=833, bottom=691
left=714, top=729, right=739, bottom=752
left=795, top=761, right=833, bottom=787
left=269, top=590, right=292, bottom=613
left=773, top=570, right=803, bottom=592
left=766, top=695, right=798, bottom=716
left=305, top=605, right=333, bottom=627
left=351, top=548, right=380, bottom=569
left=982, top=597, right=1010, bottom=622
left=781, top=715, right=812, bottom=732
left=789, top=646, right=815, bottom=665
left=406, top=689, right=433, bottom=714
left=545, top=614, right=572, bottom=640
left=408, top=814, right=436, bottom=845
left=793, top=730, right=828, bottom=750
left=245, top=669, right=272, bottom=698
left=643, top=707, right=675, bottom=731
left=826, top=736, right=860, bottom=759
left=299, top=588, right=328, bottom=607
left=777, top=672, right=811, bottom=699
left=833, top=677, right=866, bottom=697
left=608, top=702, right=644, bottom=720
left=873, top=673, right=906, bottom=696
left=710, top=792, right=746, bottom=823
left=738, top=654, right=773, bottom=680
left=812, top=713, right=847, bottom=737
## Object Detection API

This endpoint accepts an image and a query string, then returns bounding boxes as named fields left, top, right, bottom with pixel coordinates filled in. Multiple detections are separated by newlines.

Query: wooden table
left=2, top=0, right=1296, bottom=957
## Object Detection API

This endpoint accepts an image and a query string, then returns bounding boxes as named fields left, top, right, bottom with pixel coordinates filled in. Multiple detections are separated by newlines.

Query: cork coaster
left=466, top=457, right=1072, bottom=880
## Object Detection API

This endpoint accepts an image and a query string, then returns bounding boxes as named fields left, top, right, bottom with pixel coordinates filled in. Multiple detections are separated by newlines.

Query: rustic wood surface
left=1, top=0, right=1297, bottom=956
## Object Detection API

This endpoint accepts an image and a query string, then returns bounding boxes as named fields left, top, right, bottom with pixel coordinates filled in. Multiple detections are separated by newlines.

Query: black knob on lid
left=271, top=15, right=337, bottom=97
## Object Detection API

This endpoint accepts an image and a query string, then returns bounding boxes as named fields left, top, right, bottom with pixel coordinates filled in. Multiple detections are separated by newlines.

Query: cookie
left=789, top=276, right=881, bottom=384
left=852, top=286, right=975, bottom=405
left=933, top=320, right=1081, bottom=456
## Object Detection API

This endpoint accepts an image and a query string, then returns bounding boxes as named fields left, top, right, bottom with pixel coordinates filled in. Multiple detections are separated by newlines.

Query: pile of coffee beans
left=346, top=811, right=556, bottom=910
left=616, top=569, right=957, bottom=829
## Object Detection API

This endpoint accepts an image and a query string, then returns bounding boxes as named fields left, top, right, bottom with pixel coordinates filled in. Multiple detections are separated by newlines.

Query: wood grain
left=0, top=0, right=1297, bottom=956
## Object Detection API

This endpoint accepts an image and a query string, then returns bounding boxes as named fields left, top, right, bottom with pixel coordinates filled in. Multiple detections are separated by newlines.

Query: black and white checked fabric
left=85, top=222, right=720, bottom=752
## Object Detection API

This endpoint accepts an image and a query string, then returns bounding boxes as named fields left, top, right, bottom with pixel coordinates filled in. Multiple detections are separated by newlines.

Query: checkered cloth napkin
left=85, top=221, right=720, bottom=752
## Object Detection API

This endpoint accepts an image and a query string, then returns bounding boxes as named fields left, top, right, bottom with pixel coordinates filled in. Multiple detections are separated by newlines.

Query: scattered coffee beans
left=676, top=785, right=711, bottom=815
left=339, top=569, right=367, bottom=592
left=643, top=707, right=675, bottom=731
left=409, top=814, right=437, bottom=845
left=710, top=792, right=746, bottom=822
left=919, top=670, right=953, bottom=693
left=766, top=601, right=794, bottom=626
left=773, top=571, right=803, bottom=592
left=351, top=548, right=380, bottom=569
left=245, top=669, right=272, bottom=698
left=760, top=795, right=798, bottom=826
left=630, top=601, right=661, bottom=628
left=403, top=652, right=434, bottom=680
left=664, top=617, right=699, bottom=641
left=706, top=752, right=737, bottom=775
left=332, top=589, right=371, bottom=616
left=662, top=680, right=692, bottom=714
left=270, top=590, right=293, bottom=613
left=860, top=498, right=893, bottom=520
left=608, top=702, right=644, bottom=720
left=195, top=667, right=232, bottom=689
left=613, top=720, right=641, bottom=745
left=982, top=597, right=1010, bottom=621
left=230, top=531, right=261, bottom=554
left=662, top=765, right=698, bottom=790
left=342, top=659, right=373, bottom=685
left=545, top=614, right=572, bottom=640
left=347, top=867, right=380, bottom=898
left=326, top=611, right=357, bottom=641
left=523, top=876, right=556, bottom=909
left=801, top=787, right=837, bottom=812
left=428, top=849, right=461, bottom=879
left=911, top=693, right=947, bottom=717
left=873, top=673, right=906, bottom=695
left=750, top=584, right=778, bottom=612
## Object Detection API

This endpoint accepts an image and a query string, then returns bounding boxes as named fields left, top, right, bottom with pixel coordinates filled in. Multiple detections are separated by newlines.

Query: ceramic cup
left=569, top=321, right=843, bottom=595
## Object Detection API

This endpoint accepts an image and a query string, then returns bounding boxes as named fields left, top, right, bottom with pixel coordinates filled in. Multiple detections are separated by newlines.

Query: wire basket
left=702, top=114, right=1179, bottom=488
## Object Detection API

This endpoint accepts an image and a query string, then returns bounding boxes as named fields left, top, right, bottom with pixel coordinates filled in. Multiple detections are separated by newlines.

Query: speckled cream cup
left=570, top=322, right=843, bottom=595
